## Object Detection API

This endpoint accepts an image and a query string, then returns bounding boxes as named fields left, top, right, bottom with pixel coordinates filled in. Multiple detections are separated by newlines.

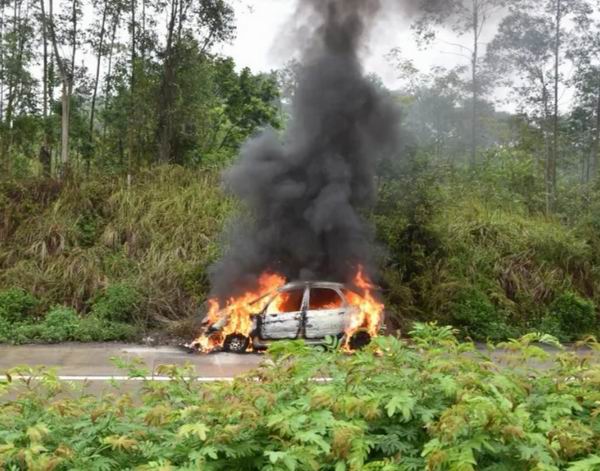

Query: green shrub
left=39, top=306, right=80, bottom=343
left=11, top=323, right=44, bottom=344
left=76, top=213, right=102, bottom=247
left=450, top=287, right=516, bottom=341
left=0, top=288, right=39, bottom=323
left=1, top=329, right=599, bottom=469
left=74, top=315, right=137, bottom=342
left=90, top=284, right=141, bottom=323
left=0, top=303, right=136, bottom=344
left=546, top=292, right=597, bottom=341
left=0, top=317, right=11, bottom=343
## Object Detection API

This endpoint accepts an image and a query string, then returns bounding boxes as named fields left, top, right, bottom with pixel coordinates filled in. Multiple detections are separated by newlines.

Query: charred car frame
left=194, top=281, right=384, bottom=353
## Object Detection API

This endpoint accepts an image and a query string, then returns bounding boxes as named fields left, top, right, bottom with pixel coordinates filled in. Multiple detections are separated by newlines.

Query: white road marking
left=120, top=347, right=190, bottom=354
left=0, top=375, right=235, bottom=382
left=0, top=375, right=333, bottom=383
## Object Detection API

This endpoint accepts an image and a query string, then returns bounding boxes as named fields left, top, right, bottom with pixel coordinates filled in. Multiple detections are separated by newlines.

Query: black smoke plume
left=209, top=0, right=404, bottom=298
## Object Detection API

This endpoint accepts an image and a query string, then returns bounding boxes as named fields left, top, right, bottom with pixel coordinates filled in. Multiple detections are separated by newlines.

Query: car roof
left=279, top=281, right=346, bottom=291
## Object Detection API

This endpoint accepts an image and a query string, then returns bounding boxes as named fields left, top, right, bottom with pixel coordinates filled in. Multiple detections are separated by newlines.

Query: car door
left=305, top=287, right=347, bottom=339
left=260, top=287, right=307, bottom=340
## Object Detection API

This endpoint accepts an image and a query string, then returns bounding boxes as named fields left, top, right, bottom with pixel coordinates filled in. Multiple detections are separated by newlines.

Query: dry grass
left=0, top=166, right=232, bottom=325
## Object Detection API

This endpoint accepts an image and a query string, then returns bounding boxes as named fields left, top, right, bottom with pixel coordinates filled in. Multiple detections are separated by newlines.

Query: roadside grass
left=376, top=160, right=600, bottom=342
left=0, top=166, right=232, bottom=342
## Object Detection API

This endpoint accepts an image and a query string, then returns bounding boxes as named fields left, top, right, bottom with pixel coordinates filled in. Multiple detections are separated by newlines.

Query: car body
left=200, top=281, right=383, bottom=352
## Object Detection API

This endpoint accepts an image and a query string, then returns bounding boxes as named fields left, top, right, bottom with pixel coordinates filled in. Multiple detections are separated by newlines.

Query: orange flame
left=344, top=265, right=384, bottom=343
left=191, top=272, right=286, bottom=352
left=191, top=266, right=383, bottom=353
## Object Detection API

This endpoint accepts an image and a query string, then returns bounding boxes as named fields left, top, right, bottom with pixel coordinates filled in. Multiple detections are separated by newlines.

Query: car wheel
left=223, top=334, right=250, bottom=353
left=348, top=330, right=372, bottom=350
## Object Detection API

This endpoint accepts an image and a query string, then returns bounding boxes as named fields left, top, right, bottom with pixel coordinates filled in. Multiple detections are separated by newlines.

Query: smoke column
left=209, top=0, right=404, bottom=298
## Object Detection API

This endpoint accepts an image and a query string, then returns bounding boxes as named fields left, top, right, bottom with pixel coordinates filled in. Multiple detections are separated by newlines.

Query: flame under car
left=196, top=281, right=384, bottom=353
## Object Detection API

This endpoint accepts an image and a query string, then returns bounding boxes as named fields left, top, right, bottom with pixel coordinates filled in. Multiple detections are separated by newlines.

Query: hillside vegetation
left=1, top=155, right=599, bottom=344
left=0, top=166, right=230, bottom=343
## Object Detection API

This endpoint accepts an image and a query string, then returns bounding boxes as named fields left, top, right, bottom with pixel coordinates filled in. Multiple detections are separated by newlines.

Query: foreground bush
left=1, top=326, right=599, bottom=470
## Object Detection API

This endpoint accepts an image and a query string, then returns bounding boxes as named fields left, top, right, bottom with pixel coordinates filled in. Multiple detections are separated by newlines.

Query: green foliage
left=373, top=155, right=600, bottom=341
left=450, top=287, right=515, bottom=341
left=1, top=328, right=600, bottom=469
left=545, top=292, right=597, bottom=342
left=0, top=302, right=136, bottom=345
left=37, top=306, right=80, bottom=343
left=0, top=288, right=39, bottom=323
left=74, top=315, right=137, bottom=342
left=0, top=167, right=230, bottom=325
left=91, top=284, right=142, bottom=323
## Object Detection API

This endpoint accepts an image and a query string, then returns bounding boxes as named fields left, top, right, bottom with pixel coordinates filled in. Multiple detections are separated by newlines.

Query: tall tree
left=156, top=0, right=234, bottom=164
left=40, top=0, right=82, bottom=175
left=487, top=1, right=585, bottom=212
left=569, top=2, right=600, bottom=182
left=0, top=0, right=5, bottom=124
left=411, top=0, right=506, bottom=166
left=86, top=0, right=109, bottom=173
left=0, top=0, right=36, bottom=172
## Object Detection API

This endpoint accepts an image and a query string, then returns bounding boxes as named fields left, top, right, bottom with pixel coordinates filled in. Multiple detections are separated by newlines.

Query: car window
left=266, top=289, right=304, bottom=314
left=309, top=288, right=343, bottom=310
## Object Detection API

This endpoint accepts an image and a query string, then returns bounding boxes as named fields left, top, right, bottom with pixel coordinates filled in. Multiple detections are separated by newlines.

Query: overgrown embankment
left=375, top=157, right=600, bottom=342
left=1, top=160, right=599, bottom=344
left=0, top=166, right=231, bottom=343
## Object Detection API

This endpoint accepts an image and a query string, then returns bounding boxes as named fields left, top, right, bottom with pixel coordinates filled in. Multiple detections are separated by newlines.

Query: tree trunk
left=141, top=0, right=145, bottom=60
left=157, top=0, right=178, bottom=164
left=39, top=0, right=52, bottom=177
left=470, top=0, right=479, bottom=168
left=127, top=0, right=136, bottom=182
left=541, top=78, right=552, bottom=215
left=592, top=78, right=600, bottom=181
left=60, top=80, right=70, bottom=173
left=550, top=0, right=562, bottom=211
left=46, top=0, right=72, bottom=176
left=0, top=1, right=5, bottom=121
left=87, top=0, right=108, bottom=175
left=102, top=14, right=119, bottom=140
left=0, top=3, right=6, bottom=172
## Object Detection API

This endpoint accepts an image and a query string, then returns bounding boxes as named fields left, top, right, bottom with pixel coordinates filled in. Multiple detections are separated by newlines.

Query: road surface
left=0, top=343, right=263, bottom=380
left=0, top=342, right=597, bottom=385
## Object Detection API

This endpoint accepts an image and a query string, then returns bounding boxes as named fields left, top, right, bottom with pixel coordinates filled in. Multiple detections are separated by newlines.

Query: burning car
left=190, top=268, right=385, bottom=353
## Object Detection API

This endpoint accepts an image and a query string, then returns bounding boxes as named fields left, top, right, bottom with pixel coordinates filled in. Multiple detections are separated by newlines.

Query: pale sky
left=217, top=0, right=499, bottom=91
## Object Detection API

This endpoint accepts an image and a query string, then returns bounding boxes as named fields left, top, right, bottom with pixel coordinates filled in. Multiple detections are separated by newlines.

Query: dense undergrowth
left=1, top=156, right=599, bottom=343
left=0, top=166, right=231, bottom=342
left=1, top=326, right=599, bottom=470
left=375, top=154, right=600, bottom=342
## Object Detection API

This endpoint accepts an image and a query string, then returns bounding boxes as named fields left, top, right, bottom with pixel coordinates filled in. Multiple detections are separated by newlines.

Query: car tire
left=223, top=334, right=250, bottom=353
left=348, top=330, right=372, bottom=350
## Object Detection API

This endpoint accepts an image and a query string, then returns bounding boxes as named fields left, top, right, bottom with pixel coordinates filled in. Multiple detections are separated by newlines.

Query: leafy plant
left=546, top=292, right=597, bottom=341
left=450, top=287, right=516, bottom=341
left=1, top=327, right=599, bottom=470
left=0, top=306, right=136, bottom=345
left=38, top=306, right=80, bottom=343
left=74, top=315, right=137, bottom=342
left=91, top=283, right=142, bottom=323
left=0, top=288, right=39, bottom=323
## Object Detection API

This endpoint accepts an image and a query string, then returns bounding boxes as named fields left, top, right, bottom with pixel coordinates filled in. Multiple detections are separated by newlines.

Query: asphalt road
left=0, top=342, right=597, bottom=387
left=0, top=343, right=263, bottom=380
